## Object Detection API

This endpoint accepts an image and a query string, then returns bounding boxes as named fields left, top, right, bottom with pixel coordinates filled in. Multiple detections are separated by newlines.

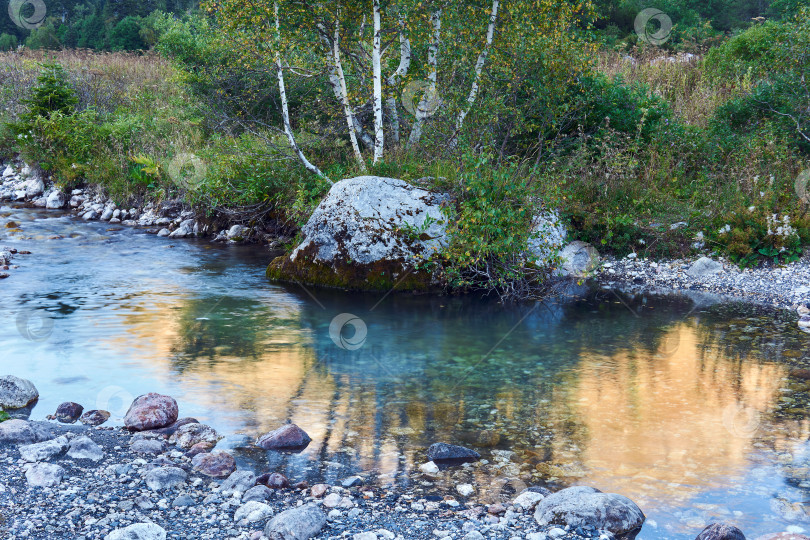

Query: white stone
left=19, top=436, right=69, bottom=462
left=686, top=257, right=723, bottom=278
left=456, top=483, right=474, bottom=497
left=513, top=490, right=545, bottom=511
left=105, top=523, right=167, bottom=540
left=67, top=436, right=104, bottom=461
left=419, top=461, right=440, bottom=475
left=46, top=190, right=67, bottom=209
left=558, top=241, right=600, bottom=277
left=234, top=501, right=274, bottom=524
left=25, top=462, right=64, bottom=487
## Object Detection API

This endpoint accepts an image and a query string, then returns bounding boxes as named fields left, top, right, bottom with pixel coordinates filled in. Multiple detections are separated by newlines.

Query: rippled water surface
left=3, top=204, right=810, bottom=539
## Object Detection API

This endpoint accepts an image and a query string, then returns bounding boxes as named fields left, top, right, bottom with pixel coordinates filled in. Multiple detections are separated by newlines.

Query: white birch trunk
left=407, top=9, right=441, bottom=148
left=332, top=8, right=367, bottom=172
left=372, top=0, right=384, bottom=163
left=451, top=0, right=499, bottom=147
left=386, top=18, right=411, bottom=145
left=274, top=2, right=330, bottom=182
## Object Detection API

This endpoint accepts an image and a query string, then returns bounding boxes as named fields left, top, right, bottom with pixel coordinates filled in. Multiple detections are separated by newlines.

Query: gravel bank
left=592, top=252, right=810, bottom=318
left=0, top=417, right=619, bottom=540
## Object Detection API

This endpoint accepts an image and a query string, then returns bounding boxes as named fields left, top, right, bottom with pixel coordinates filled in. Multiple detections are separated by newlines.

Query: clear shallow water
left=2, top=204, right=810, bottom=539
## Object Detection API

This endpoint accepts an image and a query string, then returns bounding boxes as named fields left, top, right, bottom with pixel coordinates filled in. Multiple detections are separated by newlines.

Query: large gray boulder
left=534, top=486, right=645, bottom=539
left=25, top=462, right=65, bottom=487
left=268, top=176, right=447, bottom=291
left=46, top=190, right=68, bottom=209
left=527, top=211, right=568, bottom=266
left=19, top=436, right=69, bottom=462
left=0, top=375, right=39, bottom=409
left=264, top=503, right=327, bottom=540
left=0, top=420, right=51, bottom=446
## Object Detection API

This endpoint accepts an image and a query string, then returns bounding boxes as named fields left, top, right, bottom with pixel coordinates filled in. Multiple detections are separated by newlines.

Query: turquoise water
left=2, top=203, right=810, bottom=538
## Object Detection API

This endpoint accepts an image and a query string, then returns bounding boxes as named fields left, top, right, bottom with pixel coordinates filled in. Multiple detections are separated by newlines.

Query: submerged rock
left=533, top=486, right=645, bottom=540
left=256, top=423, right=312, bottom=451
left=0, top=375, right=39, bottom=409
left=695, top=523, right=746, bottom=540
left=267, top=176, right=446, bottom=291
left=124, top=393, right=179, bottom=431
left=426, top=442, right=481, bottom=462
left=256, top=472, right=290, bottom=489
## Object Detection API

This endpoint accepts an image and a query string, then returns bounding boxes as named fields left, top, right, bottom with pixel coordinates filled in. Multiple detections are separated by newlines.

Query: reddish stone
left=256, top=472, right=290, bottom=489
left=487, top=503, right=506, bottom=515
left=696, top=523, right=746, bottom=540
left=55, top=402, right=83, bottom=423
left=192, top=451, right=236, bottom=478
left=186, top=441, right=215, bottom=457
left=310, top=484, right=329, bottom=498
left=80, top=410, right=110, bottom=426
left=124, top=393, right=179, bottom=432
left=255, top=423, right=311, bottom=451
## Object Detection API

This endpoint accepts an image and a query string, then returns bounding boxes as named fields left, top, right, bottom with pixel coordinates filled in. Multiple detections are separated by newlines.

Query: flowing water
left=3, top=203, right=810, bottom=539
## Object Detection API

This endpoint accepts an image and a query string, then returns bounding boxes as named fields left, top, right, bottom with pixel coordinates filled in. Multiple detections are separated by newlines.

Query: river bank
left=0, top=381, right=646, bottom=540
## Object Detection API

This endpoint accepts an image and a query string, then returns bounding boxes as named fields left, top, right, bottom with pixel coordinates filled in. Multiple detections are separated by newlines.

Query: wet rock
left=227, top=224, right=248, bottom=240
left=534, top=486, right=645, bottom=540
left=157, top=228, right=170, bottom=237
left=55, top=401, right=84, bottom=423
left=311, top=484, right=329, bottom=498
left=243, top=485, right=273, bottom=503
left=46, top=190, right=67, bottom=209
left=256, top=423, right=312, bottom=451
left=80, top=409, right=110, bottom=426
left=687, top=257, right=723, bottom=278
left=67, top=436, right=104, bottom=461
left=217, top=470, right=257, bottom=496
left=696, top=523, right=746, bottom=540
left=192, top=450, right=236, bottom=478
left=169, top=422, right=221, bottom=449
left=426, top=442, right=481, bottom=462
left=19, top=436, right=69, bottom=462
left=257, top=472, right=290, bottom=489
left=419, top=461, right=440, bottom=474
left=25, top=462, right=64, bottom=487
left=558, top=241, right=600, bottom=277
left=169, top=219, right=195, bottom=238
left=342, top=475, right=363, bottom=488
left=105, top=523, right=167, bottom=540
left=124, top=393, right=179, bottom=431
left=0, top=375, right=39, bottom=409
left=264, top=503, right=327, bottom=540
left=0, top=420, right=51, bottom=445
left=235, top=501, right=274, bottom=525
left=145, top=466, right=187, bottom=491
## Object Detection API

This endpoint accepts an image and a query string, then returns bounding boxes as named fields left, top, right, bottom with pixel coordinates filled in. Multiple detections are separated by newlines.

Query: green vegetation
left=1, top=0, right=809, bottom=296
left=0, top=411, right=9, bottom=423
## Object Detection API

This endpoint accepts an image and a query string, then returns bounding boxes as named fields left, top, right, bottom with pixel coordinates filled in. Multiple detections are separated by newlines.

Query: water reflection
left=2, top=204, right=810, bottom=539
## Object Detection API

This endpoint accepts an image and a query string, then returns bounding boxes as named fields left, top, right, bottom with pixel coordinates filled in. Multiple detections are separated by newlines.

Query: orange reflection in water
left=569, top=322, right=785, bottom=510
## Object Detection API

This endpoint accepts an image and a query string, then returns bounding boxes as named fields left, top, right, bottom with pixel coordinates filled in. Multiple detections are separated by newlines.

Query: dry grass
left=0, top=49, right=177, bottom=121
left=595, top=50, right=754, bottom=127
